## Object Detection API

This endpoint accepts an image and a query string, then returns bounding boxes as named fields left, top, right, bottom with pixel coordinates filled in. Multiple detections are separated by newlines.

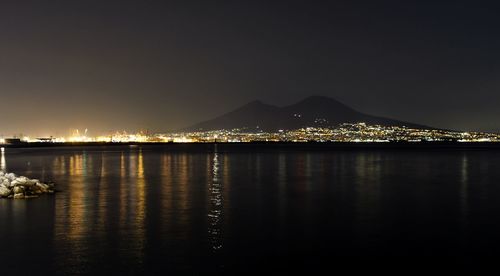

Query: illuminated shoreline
left=1, top=123, right=499, bottom=146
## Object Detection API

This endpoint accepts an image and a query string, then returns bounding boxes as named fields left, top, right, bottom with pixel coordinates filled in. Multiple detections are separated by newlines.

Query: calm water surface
left=1, top=144, right=500, bottom=274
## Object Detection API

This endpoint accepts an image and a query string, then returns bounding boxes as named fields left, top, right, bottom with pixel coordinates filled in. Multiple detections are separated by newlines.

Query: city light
left=1, top=123, right=499, bottom=145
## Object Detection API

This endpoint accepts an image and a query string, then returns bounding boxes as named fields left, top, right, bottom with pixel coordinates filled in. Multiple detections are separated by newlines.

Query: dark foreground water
left=1, top=144, right=500, bottom=274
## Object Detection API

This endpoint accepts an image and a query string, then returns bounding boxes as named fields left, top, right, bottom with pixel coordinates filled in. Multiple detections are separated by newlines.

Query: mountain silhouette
left=184, top=96, right=430, bottom=131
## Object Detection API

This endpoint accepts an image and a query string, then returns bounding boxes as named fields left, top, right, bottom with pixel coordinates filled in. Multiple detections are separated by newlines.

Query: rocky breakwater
left=0, top=172, right=55, bottom=199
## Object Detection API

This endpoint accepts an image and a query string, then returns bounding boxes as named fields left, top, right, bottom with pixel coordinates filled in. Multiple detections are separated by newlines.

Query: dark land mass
left=184, top=96, right=433, bottom=132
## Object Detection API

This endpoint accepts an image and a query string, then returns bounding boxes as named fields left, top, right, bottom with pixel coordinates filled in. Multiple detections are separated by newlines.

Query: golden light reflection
left=52, top=151, right=92, bottom=271
left=160, top=154, right=173, bottom=232
left=52, top=156, right=66, bottom=175
left=168, top=153, right=190, bottom=241
left=134, top=148, right=146, bottom=262
left=97, top=153, right=108, bottom=232
left=136, top=148, right=146, bottom=226
left=119, top=151, right=128, bottom=227
left=0, top=147, right=6, bottom=171
left=53, top=155, right=67, bottom=238
left=115, top=148, right=146, bottom=264
left=67, top=153, right=87, bottom=240
left=177, top=154, right=189, bottom=213
left=222, top=153, right=230, bottom=202
left=52, top=149, right=153, bottom=270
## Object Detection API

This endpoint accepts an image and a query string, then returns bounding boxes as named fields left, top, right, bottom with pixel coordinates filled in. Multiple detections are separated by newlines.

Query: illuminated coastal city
left=1, top=123, right=499, bottom=145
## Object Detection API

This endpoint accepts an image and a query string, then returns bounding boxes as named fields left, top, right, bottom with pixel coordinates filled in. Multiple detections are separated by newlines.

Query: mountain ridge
left=183, top=96, right=431, bottom=131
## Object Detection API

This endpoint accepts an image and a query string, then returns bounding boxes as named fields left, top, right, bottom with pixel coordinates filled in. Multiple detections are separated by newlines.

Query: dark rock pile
left=0, top=172, right=55, bottom=199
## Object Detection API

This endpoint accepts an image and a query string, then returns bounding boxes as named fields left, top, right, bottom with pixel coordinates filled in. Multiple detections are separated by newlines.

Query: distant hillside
left=184, top=96, right=431, bottom=132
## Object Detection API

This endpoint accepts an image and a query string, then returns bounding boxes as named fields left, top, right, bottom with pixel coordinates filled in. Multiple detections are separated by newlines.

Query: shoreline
left=2, top=141, right=500, bottom=150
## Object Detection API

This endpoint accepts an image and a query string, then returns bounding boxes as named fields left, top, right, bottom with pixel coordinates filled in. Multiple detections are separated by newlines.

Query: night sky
left=1, top=0, right=499, bottom=136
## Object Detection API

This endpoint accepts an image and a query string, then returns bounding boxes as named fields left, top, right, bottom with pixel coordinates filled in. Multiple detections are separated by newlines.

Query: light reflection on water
left=208, top=145, right=223, bottom=254
left=135, top=148, right=146, bottom=265
left=1, top=147, right=6, bottom=171
left=1, top=146, right=500, bottom=273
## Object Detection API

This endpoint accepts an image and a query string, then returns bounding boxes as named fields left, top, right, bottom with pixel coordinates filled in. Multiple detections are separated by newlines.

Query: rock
left=13, top=186, right=24, bottom=194
left=2, top=179, right=10, bottom=187
left=14, top=177, right=27, bottom=186
left=5, top=173, right=16, bottom=180
left=31, top=184, right=43, bottom=194
left=24, top=179, right=36, bottom=187
left=0, top=186, right=11, bottom=197
left=36, top=183, right=49, bottom=193
left=0, top=171, right=55, bottom=200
